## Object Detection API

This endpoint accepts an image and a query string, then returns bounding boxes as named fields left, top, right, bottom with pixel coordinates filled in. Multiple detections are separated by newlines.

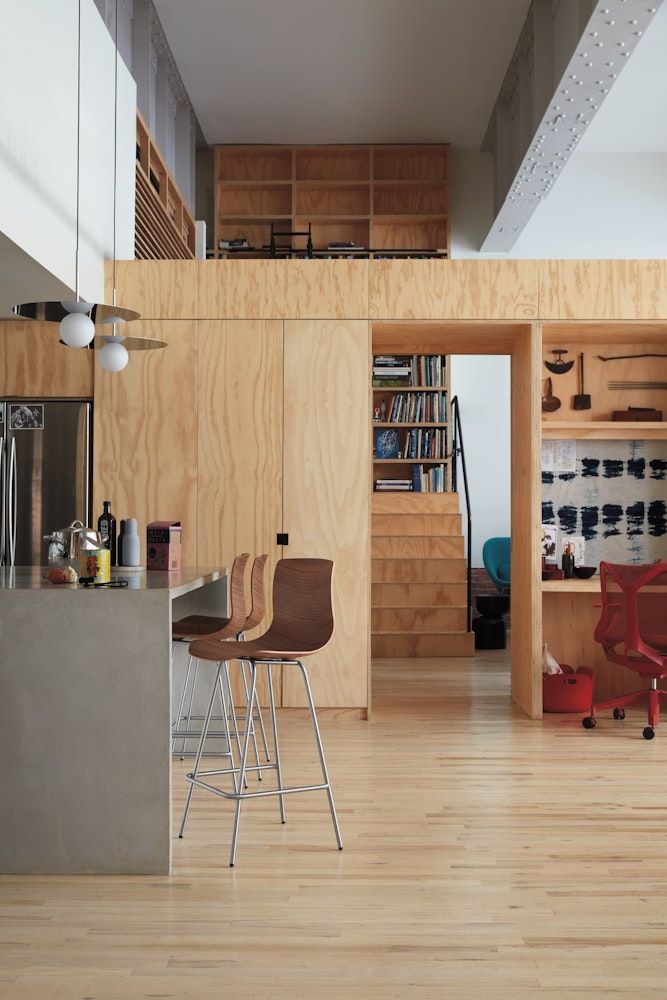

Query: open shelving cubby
left=213, top=144, right=449, bottom=257
left=541, top=321, right=667, bottom=440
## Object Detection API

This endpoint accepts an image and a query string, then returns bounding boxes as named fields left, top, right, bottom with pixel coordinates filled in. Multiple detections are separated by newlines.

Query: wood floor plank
left=2, top=651, right=667, bottom=999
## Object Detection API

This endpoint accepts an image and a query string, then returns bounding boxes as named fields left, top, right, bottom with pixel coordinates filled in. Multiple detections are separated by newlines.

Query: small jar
left=80, top=547, right=111, bottom=584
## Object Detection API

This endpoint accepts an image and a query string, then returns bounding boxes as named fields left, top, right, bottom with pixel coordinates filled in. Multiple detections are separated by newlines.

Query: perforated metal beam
left=482, top=0, right=663, bottom=251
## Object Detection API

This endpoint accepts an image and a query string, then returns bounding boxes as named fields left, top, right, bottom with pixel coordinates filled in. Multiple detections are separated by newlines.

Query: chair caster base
left=643, top=726, right=655, bottom=740
left=613, top=708, right=626, bottom=720
left=582, top=716, right=596, bottom=729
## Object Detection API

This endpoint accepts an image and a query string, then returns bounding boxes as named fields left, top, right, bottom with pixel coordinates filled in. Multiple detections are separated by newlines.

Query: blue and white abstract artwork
left=542, top=440, right=667, bottom=565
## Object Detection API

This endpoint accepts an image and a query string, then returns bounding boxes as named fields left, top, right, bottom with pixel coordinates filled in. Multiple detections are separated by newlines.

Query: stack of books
left=372, top=355, right=412, bottom=387
left=412, top=464, right=447, bottom=493
left=385, top=390, right=447, bottom=423
left=399, top=428, right=447, bottom=460
left=414, top=355, right=446, bottom=387
left=328, top=241, right=365, bottom=251
left=374, top=478, right=412, bottom=492
left=219, top=237, right=250, bottom=250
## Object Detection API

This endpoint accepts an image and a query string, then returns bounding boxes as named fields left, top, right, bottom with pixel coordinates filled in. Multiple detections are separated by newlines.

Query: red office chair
left=582, top=561, right=667, bottom=740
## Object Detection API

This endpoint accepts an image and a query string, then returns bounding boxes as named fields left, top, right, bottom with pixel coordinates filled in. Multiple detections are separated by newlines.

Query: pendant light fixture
left=13, top=0, right=166, bottom=369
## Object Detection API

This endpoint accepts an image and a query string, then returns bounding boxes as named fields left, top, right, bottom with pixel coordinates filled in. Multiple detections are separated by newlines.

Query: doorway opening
left=369, top=321, right=541, bottom=719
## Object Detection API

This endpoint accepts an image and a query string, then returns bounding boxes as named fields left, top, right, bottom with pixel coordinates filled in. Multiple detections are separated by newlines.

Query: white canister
left=121, top=518, right=141, bottom=567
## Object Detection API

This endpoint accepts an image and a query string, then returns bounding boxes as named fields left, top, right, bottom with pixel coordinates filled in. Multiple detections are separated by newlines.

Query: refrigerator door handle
left=8, top=437, right=16, bottom=567
left=0, top=439, right=5, bottom=566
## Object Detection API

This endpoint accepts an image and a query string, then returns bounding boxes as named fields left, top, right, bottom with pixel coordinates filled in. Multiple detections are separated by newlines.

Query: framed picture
left=541, top=524, right=558, bottom=563
left=9, top=403, right=44, bottom=430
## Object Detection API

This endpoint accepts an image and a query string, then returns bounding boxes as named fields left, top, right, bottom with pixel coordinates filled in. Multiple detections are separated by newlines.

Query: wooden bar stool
left=179, top=558, right=343, bottom=867
left=171, top=553, right=250, bottom=759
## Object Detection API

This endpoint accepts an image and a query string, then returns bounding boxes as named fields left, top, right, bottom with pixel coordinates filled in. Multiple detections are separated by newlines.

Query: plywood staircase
left=371, top=492, right=474, bottom=657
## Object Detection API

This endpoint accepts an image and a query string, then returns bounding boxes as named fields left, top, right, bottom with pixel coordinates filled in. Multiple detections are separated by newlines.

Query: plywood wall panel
left=0, top=322, right=93, bottom=398
left=196, top=320, right=283, bottom=609
left=539, top=260, right=667, bottom=319
left=369, top=260, right=539, bottom=320
left=197, top=320, right=284, bottom=706
left=510, top=324, right=543, bottom=718
left=282, top=320, right=370, bottom=709
left=93, top=320, right=198, bottom=565
left=105, top=260, right=199, bottom=318
left=198, top=261, right=368, bottom=319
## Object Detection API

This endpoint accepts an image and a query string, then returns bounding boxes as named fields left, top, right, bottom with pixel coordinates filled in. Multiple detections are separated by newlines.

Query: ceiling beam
left=481, top=0, right=663, bottom=252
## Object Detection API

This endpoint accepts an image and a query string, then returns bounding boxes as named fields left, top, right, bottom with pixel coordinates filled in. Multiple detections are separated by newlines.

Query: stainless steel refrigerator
left=0, top=400, right=91, bottom=566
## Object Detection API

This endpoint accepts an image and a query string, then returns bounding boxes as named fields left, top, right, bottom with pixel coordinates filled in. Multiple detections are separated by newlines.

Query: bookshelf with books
left=372, top=353, right=450, bottom=493
left=369, top=339, right=470, bottom=658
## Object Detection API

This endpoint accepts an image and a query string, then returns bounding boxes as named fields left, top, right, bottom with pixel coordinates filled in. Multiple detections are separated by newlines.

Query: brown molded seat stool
left=171, top=553, right=251, bottom=759
left=179, top=558, right=343, bottom=867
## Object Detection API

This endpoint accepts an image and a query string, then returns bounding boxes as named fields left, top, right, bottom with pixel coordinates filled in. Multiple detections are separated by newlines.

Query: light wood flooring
left=2, top=651, right=667, bottom=999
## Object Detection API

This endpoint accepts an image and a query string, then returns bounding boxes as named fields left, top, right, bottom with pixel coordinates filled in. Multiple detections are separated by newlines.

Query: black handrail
left=451, top=396, right=472, bottom=632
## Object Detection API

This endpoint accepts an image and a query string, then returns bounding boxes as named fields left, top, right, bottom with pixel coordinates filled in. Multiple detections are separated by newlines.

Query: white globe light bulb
left=98, top=341, right=129, bottom=373
left=60, top=311, right=95, bottom=348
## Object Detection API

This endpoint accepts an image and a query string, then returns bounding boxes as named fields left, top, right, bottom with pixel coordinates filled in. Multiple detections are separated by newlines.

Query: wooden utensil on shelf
left=573, top=353, right=591, bottom=410
left=542, top=377, right=561, bottom=412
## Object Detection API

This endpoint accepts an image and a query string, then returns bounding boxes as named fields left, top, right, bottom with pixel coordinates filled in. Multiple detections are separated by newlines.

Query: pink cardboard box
left=146, top=521, right=182, bottom=571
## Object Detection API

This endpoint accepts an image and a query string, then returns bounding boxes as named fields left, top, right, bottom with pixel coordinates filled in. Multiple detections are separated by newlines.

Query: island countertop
left=0, top=563, right=228, bottom=875
left=0, top=566, right=224, bottom=599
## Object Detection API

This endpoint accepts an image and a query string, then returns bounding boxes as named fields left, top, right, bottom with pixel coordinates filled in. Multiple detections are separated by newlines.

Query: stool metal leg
left=267, top=662, right=286, bottom=824
left=216, top=666, right=239, bottom=795
left=178, top=660, right=221, bottom=839
left=297, top=660, right=343, bottom=851
left=180, top=658, right=199, bottom=758
left=230, top=663, right=257, bottom=867
left=243, top=661, right=271, bottom=763
left=239, top=660, right=263, bottom=780
left=224, top=661, right=249, bottom=790
left=172, top=652, right=193, bottom=755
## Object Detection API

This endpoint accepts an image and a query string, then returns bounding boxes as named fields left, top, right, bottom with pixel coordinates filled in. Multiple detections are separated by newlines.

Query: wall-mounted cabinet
left=213, top=144, right=449, bottom=258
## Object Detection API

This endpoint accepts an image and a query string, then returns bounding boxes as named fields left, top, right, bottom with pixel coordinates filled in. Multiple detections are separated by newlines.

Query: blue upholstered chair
left=483, top=537, right=511, bottom=595
left=473, top=537, right=511, bottom=649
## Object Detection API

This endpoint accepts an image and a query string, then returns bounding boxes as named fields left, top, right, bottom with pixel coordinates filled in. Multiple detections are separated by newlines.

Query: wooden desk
left=542, top=578, right=667, bottom=701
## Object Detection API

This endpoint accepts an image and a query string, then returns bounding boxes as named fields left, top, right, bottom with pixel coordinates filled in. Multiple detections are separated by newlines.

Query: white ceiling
left=578, top=1, right=667, bottom=153
left=154, top=0, right=530, bottom=147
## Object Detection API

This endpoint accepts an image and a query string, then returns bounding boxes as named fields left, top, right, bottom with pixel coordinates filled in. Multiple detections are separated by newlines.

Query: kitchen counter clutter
left=0, top=565, right=222, bottom=598
left=0, top=565, right=228, bottom=875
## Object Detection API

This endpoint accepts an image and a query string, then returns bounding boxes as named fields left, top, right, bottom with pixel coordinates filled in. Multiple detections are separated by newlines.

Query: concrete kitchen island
left=0, top=566, right=227, bottom=875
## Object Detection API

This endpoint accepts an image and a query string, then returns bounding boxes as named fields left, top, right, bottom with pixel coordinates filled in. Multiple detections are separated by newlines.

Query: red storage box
left=543, top=665, right=594, bottom=713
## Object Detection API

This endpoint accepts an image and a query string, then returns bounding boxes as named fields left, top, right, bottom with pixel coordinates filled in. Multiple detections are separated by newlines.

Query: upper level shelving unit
left=213, top=144, right=450, bottom=258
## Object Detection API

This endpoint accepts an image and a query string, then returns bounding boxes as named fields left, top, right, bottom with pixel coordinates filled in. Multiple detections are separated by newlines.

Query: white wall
left=450, top=148, right=667, bottom=260
left=0, top=0, right=136, bottom=314
left=450, top=355, right=511, bottom=567
left=511, top=153, right=667, bottom=258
